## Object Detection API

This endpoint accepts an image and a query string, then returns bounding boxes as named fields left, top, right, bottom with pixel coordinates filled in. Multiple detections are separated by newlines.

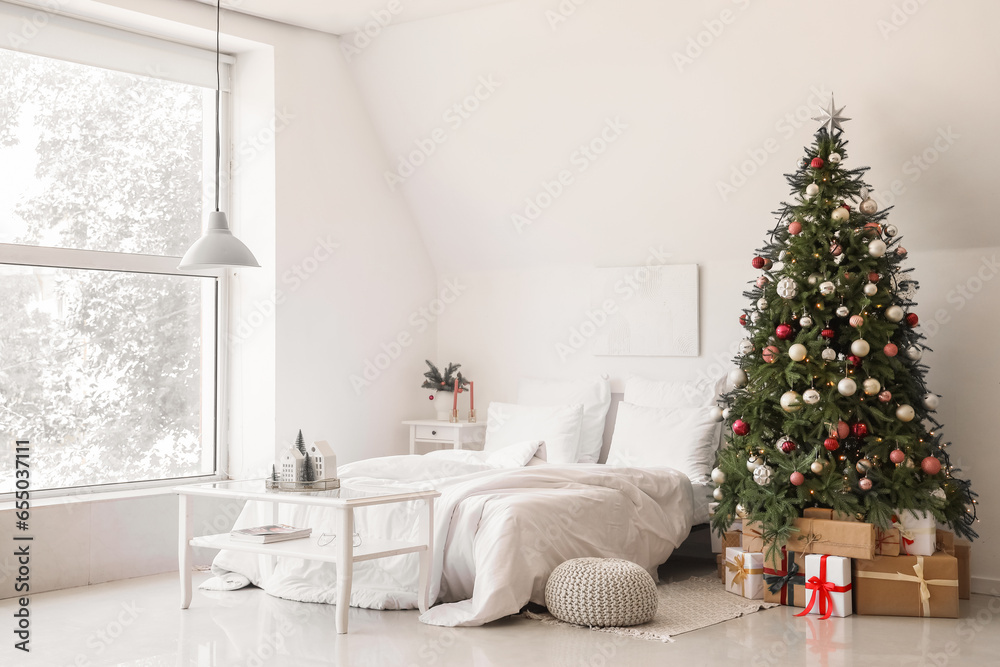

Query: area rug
left=521, top=575, right=778, bottom=643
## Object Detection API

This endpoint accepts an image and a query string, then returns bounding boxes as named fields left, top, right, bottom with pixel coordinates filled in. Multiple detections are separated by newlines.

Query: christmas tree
left=295, top=429, right=306, bottom=455
left=710, top=98, right=977, bottom=551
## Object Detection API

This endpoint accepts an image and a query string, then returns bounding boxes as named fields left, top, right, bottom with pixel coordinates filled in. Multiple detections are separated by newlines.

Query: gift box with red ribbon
left=795, top=554, right=853, bottom=619
left=763, top=546, right=806, bottom=607
left=893, top=509, right=936, bottom=556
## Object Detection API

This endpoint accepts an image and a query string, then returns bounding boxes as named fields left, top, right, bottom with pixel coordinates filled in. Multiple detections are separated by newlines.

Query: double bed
left=212, top=376, right=726, bottom=627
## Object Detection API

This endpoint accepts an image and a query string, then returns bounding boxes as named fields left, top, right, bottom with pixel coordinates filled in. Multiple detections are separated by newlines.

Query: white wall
left=344, top=0, right=1000, bottom=587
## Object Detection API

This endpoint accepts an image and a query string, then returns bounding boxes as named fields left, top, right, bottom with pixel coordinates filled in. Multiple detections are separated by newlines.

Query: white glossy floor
left=1, top=558, right=997, bottom=666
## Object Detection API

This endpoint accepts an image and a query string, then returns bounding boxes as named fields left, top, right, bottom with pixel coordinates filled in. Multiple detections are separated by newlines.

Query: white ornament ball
left=829, top=153, right=842, bottom=164
left=757, top=297, right=769, bottom=310
left=884, top=224, right=899, bottom=237
left=803, top=388, right=821, bottom=405
left=780, top=390, right=802, bottom=412
left=838, top=377, right=858, bottom=396
left=821, top=347, right=837, bottom=361
left=923, top=393, right=940, bottom=411
left=751, top=311, right=761, bottom=324
left=788, top=343, right=808, bottom=362
left=739, top=338, right=755, bottom=355
left=869, top=239, right=887, bottom=258
left=729, top=368, right=748, bottom=387
left=722, top=408, right=732, bottom=420
left=831, top=207, right=850, bottom=223
left=808, top=274, right=822, bottom=286
left=806, top=183, right=820, bottom=197
left=747, top=456, right=763, bottom=471
left=860, top=198, right=879, bottom=215
left=753, top=465, right=775, bottom=486
left=906, top=346, right=922, bottom=361
left=896, top=404, right=915, bottom=422
left=863, top=283, right=878, bottom=296
left=710, top=406, right=725, bottom=421
left=851, top=339, right=871, bottom=357
left=836, top=305, right=850, bottom=317
left=777, top=277, right=798, bottom=299
left=885, top=305, right=904, bottom=323
left=863, top=378, right=881, bottom=395
left=810, top=460, right=826, bottom=474
left=735, top=503, right=748, bottom=518
left=931, top=488, right=947, bottom=501
left=711, top=467, right=727, bottom=484
left=799, top=315, right=814, bottom=328
left=713, top=486, right=723, bottom=501
left=819, top=281, right=836, bottom=296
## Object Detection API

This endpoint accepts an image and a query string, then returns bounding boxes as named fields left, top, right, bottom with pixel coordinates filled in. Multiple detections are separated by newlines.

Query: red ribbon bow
left=795, top=555, right=853, bottom=620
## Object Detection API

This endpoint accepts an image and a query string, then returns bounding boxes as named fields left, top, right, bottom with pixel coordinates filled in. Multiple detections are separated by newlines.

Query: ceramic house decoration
left=280, top=447, right=304, bottom=483
left=308, top=440, right=337, bottom=481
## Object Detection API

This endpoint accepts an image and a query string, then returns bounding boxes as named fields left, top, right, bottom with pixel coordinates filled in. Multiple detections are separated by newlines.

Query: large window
left=0, top=12, right=230, bottom=493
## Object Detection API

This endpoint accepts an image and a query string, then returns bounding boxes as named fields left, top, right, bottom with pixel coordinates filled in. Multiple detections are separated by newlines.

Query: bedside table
left=403, top=419, right=487, bottom=455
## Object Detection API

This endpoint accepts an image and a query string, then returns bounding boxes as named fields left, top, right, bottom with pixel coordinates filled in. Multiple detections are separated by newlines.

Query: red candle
left=470, top=381, right=474, bottom=411
left=453, top=379, right=459, bottom=410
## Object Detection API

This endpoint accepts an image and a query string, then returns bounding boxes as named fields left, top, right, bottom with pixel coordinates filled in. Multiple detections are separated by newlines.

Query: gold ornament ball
left=780, top=390, right=803, bottom=412
left=896, top=404, right=915, bottom=422
left=851, top=339, right=871, bottom=357
left=788, top=344, right=808, bottom=362
left=860, top=198, right=879, bottom=215
left=885, top=305, right=905, bottom=323
left=862, top=378, right=881, bottom=395
left=856, top=458, right=873, bottom=474
left=810, top=460, right=825, bottom=474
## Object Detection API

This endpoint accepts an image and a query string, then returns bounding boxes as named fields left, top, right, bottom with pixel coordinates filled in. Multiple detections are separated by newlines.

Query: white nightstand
left=403, top=419, right=487, bottom=455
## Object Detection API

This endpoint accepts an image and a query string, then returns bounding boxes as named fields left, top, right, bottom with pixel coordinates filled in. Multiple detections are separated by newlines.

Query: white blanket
left=212, top=451, right=694, bottom=627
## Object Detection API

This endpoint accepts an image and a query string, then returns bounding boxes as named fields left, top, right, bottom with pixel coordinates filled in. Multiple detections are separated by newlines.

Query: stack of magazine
left=230, top=524, right=312, bottom=544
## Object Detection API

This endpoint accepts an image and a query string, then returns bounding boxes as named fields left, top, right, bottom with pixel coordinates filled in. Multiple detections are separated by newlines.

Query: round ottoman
left=544, top=558, right=658, bottom=627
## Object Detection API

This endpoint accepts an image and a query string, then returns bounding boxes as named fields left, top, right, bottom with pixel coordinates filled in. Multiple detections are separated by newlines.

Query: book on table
left=230, top=524, right=312, bottom=543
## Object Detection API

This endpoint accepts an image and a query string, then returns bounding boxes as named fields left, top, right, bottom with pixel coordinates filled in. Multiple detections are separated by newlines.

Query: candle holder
left=450, top=409, right=459, bottom=423
left=467, top=409, right=477, bottom=423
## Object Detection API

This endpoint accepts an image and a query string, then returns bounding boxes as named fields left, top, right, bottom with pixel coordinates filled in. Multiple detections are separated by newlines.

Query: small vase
left=433, top=391, right=451, bottom=421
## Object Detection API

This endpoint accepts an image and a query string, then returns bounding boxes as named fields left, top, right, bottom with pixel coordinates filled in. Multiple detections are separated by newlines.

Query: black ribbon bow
left=765, top=560, right=803, bottom=594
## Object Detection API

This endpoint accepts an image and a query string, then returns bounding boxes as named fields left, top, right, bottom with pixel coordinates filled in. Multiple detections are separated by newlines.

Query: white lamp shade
left=178, top=211, right=259, bottom=270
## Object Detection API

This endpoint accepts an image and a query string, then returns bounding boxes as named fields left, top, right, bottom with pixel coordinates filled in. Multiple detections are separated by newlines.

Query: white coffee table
left=175, top=479, right=440, bottom=634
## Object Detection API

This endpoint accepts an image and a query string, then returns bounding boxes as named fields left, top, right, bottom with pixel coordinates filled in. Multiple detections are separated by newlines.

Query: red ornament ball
left=848, top=355, right=862, bottom=367
left=852, top=422, right=869, bottom=439
left=921, top=456, right=942, bottom=475
left=790, top=471, right=805, bottom=486
left=830, top=243, right=843, bottom=257
left=859, top=478, right=873, bottom=491
left=762, top=345, right=781, bottom=364
left=868, top=272, right=880, bottom=282
left=850, top=315, right=865, bottom=328
left=776, top=324, right=794, bottom=340
left=878, top=390, right=892, bottom=403
left=732, top=419, right=750, bottom=436
left=824, top=438, right=840, bottom=451
left=756, top=276, right=770, bottom=288
left=811, top=157, right=825, bottom=169
left=864, top=222, right=882, bottom=236
left=897, top=246, right=908, bottom=256
left=883, top=343, right=898, bottom=357
left=906, top=313, right=919, bottom=327
left=821, top=328, right=835, bottom=339
left=890, top=449, right=906, bottom=464
left=752, top=256, right=766, bottom=269
left=788, top=221, right=803, bottom=236
left=740, top=314, right=748, bottom=326
left=780, top=439, right=797, bottom=454
left=428, top=394, right=435, bottom=401
left=837, top=420, right=850, bottom=440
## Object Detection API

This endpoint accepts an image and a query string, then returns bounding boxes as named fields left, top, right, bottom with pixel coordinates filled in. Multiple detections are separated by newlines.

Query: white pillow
left=605, top=403, right=719, bottom=482
left=485, top=439, right=542, bottom=468
left=484, top=402, right=584, bottom=464
left=517, top=377, right=611, bottom=463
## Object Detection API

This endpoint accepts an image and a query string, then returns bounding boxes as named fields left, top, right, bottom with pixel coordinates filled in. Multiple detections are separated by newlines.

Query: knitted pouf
left=544, top=558, right=658, bottom=627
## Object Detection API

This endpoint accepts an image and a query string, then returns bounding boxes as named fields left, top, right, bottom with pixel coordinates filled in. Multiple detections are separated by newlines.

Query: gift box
left=716, top=553, right=725, bottom=581
left=935, top=529, right=955, bottom=556
left=763, top=546, right=806, bottom=607
left=875, top=526, right=901, bottom=557
left=723, top=530, right=742, bottom=551
left=725, top=547, right=764, bottom=599
left=853, top=552, right=959, bottom=618
left=742, top=521, right=765, bottom=553
left=894, top=509, right=936, bottom=556
left=709, top=503, right=742, bottom=553
left=786, top=517, right=875, bottom=560
left=794, top=554, right=853, bottom=619
left=954, top=540, right=971, bottom=600
left=803, top=507, right=857, bottom=522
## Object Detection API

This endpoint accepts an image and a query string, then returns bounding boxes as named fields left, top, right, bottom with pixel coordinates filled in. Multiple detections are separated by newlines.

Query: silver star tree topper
left=813, top=96, right=851, bottom=134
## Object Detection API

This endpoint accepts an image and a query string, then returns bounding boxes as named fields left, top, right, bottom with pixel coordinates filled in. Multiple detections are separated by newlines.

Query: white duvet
left=212, top=451, right=695, bottom=627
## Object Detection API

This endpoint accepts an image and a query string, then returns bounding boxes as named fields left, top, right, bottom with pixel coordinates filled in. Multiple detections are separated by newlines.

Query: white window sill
left=0, top=475, right=227, bottom=511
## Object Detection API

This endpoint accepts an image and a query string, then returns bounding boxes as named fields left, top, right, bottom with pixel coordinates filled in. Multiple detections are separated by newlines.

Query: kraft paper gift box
left=875, top=527, right=901, bottom=557
left=763, top=545, right=806, bottom=607
left=802, top=507, right=857, bottom=522
left=742, top=521, right=765, bottom=553
left=795, top=554, right=853, bottom=619
left=716, top=553, right=725, bottom=581
left=853, top=552, right=959, bottom=618
left=786, top=518, right=876, bottom=560
left=725, top=547, right=764, bottom=599
left=894, top=509, right=936, bottom=556
left=954, top=540, right=971, bottom=599
left=709, top=503, right=743, bottom=553
left=935, top=529, right=955, bottom=555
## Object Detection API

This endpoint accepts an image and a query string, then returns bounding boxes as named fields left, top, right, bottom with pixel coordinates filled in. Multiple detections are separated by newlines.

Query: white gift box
left=725, top=547, right=763, bottom=599
left=895, top=509, right=936, bottom=556
left=800, top=554, right=853, bottom=618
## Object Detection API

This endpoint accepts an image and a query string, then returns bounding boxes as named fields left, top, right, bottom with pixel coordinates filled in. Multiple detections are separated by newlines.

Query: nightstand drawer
left=414, top=425, right=452, bottom=441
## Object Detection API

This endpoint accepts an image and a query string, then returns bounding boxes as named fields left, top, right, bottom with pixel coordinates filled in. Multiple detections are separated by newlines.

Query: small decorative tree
left=421, top=360, right=470, bottom=393
left=295, top=429, right=306, bottom=455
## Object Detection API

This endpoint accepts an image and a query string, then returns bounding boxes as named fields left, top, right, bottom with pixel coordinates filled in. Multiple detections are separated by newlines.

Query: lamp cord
left=215, top=0, right=221, bottom=213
